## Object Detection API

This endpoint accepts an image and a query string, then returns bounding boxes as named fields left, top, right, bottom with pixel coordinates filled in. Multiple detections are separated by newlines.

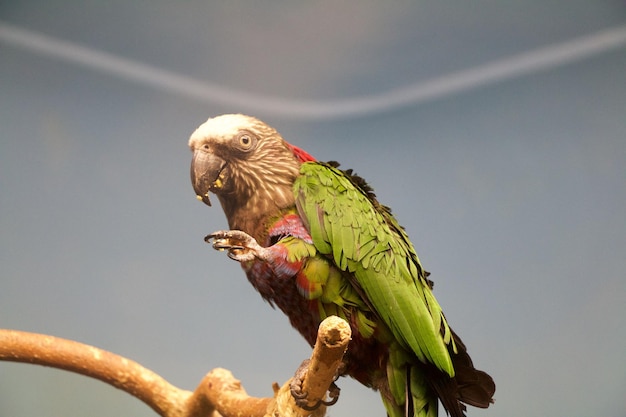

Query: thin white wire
left=2, top=21, right=625, bottom=120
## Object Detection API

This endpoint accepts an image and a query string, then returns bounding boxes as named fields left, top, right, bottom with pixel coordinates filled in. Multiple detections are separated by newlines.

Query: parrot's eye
left=235, top=132, right=256, bottom=151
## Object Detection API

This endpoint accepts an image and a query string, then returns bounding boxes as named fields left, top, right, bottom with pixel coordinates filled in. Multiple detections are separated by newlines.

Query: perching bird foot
left=289, top=359, right=341, bottom=411
left=205, top=230, right=268, bottom=263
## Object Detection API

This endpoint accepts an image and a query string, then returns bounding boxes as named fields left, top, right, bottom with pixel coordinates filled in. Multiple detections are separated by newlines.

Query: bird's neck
left=218, top=185, right=296, bottom=244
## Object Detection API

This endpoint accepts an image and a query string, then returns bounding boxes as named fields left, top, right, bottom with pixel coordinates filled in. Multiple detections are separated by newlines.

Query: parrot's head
left=188, top=114, right=315, bottom=216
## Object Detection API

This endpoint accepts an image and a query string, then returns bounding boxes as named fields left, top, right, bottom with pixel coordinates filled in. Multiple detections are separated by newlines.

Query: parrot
left=189, top=114, right=495, bottom=417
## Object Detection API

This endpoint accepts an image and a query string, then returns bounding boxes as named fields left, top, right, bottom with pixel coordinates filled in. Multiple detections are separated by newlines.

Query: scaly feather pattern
left=189, top=114, right=495, bottom=417
left=294, top=162, right=463, bottom=417
left=295, top=163, right=456, bottom=371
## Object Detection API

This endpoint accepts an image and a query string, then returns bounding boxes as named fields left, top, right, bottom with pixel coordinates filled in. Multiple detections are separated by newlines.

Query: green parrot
left=189, top=114, right=495, bottom=417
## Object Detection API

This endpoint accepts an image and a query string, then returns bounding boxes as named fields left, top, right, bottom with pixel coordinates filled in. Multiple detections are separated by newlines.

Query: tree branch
left=269, top=316, right=351, bottom=417
left=0, top=329, right=199, bottom=417
left=0, top=316, right=351, bottom=417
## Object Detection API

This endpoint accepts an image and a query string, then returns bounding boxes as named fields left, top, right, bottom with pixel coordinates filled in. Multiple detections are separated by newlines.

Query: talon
left=324, top=382, right=341, bottom=406
left=290, top=359, right=310, bottom=406
left=322, top=397, right=339, bottom=407
left=298, top=398, right=325, bottom=412
left=227, top=250, right=245, bottom=261
left=213, top=241, right=244, bottom=251
left=203, top=230, right=263, bottom=263
left=291, top=388, right=309, bottom=400
left=289, top=359, right=341, bottom=411
left=205, top=231, right=226, bottom=242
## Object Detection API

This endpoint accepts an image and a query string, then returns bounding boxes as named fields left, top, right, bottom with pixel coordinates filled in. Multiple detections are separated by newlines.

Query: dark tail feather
left=424, top=364, right=467, bottom=417
left=450, top=330, right=496, bottom=409
left=423, top=330, right=495, bottom=417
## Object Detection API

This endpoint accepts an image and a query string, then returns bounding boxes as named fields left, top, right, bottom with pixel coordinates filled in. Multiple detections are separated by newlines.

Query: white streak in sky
left=2, top=21, right=626, bottom=120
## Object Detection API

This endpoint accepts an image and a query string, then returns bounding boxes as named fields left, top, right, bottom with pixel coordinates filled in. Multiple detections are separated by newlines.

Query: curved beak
left=190, top=149, right=227, bottom=207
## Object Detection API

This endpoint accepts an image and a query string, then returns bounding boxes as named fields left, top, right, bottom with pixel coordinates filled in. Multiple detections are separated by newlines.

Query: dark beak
left=191, top=149, right=227, bottom=207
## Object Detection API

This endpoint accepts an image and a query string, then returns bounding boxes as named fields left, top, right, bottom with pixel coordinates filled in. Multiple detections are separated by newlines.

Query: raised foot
left=205, top=230, right=266, bottom=262
left=289, top=359, right=341, bottom=411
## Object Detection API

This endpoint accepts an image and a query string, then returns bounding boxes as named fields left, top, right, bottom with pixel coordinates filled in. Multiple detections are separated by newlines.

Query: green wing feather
left=294, top=162, right=456, bottom=377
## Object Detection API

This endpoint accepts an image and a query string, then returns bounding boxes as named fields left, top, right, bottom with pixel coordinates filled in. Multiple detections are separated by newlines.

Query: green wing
left=294, top=162, right=456, bottom=377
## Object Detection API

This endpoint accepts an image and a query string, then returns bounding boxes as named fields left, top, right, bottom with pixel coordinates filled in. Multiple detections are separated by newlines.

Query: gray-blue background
left=1, top=2, right=625, bottom=416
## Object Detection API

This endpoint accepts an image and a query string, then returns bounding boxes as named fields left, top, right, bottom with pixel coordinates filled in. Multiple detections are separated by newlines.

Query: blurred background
left=1, top=2, right=625, bottom=416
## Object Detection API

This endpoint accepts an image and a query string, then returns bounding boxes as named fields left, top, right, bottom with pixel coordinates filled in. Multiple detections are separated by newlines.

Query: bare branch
left=0, top=329, right=196, bottom=417
left=0, top=316, right=351, bottom=417
left=271, top=316, right=352, bottom=417
left=302, top=316, right=351, bottom=405
left=187, top=368, right=271, bottom=417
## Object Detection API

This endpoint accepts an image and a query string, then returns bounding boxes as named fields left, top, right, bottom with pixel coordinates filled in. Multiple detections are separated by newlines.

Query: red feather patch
left=295, top=270, right=322, bottom=300
left=286, top=142, right=316, bottom=162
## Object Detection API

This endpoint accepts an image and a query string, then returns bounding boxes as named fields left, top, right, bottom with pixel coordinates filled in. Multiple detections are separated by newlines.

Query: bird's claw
left=289, top=359, right=341, bottom=411
left=205, top=230, right=263, bottom=262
